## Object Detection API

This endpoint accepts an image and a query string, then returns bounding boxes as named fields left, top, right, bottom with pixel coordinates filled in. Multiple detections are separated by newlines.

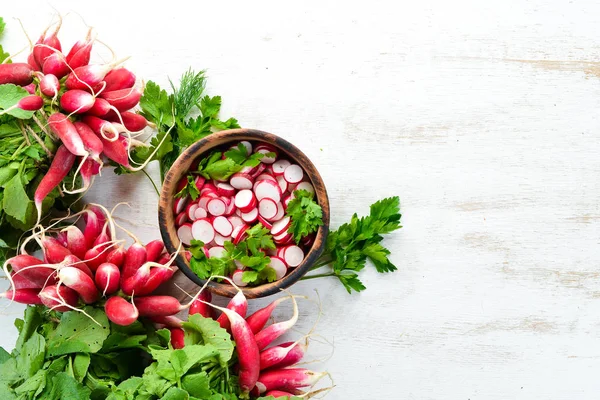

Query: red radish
left=173, top=196, right=189, bottom=214
left=213, top=234, right=230, bottom=246
left=241, top=208, right=259, bottom=223
left=99, top=87, right=143, bottom=111
left=86, top=98, right=111, bottom=116
left=232, top=270, right=247, bottom=287
left=216, top=291, right=248, bottom=331
left=228, top=216, right=244, bottom=229
left=0, top=289, right=42, bottom=305
left=27, top=53, right=40, bottom=71
left=73, top=122, right=103, bottom=162
left=258, top=198, right=278, bottom=220
left=11, top=95, right=44, bottom=111
left=82, top=210, right=102, bottom=249
left=198, top=196, right=211, bottom=210
left=60, top=90, right=95, bottom=114
left=216, top=182, right=235, bottom=196
left=82, top=115, right=120, bottom=141
left=121, top=243, right=147, bottom=283
left=230, top=173, right=253, bottom=190
left=254, top=180, right=282, bottom=203
left=177, top=224, right=194, bottom=246
left=93, top=224, right=112, bottom=249
left=42, top=53, right=69, bottom=79
left=276, top=176, right=288, bottom=193
left=191, top=219, right=215, bottom=243
left=175, top=212, right=188, bottom=227
left=150, top=315, right=183, bottom=328
left=255, top=295, right=298, bottom=350
left=106, top=111, right=148, bottom=131
left=273, top=231, right=291, bottom=244
left=58, top=266, right=99, bottom=304
left=271, top=159, right=291, bottom=176
left=62, top=255, right=94, bottom=279
left=83, top=247, right=108, bottom=272
left=271, top=217, right=291, bottom=236
left=272, top=202, right=285, bottom=221
left=186, top=203, right=199, bottom=221
left=208, top=246, right=226, bottom=258
left=105, top=296, right=138, bottom=326
left=39, top=285, right=79, bottom=312
left=189, top=290, right=213, bottom=318
left=22, top=83, right=36, bottom=94
left=255, top=369, right=327, bottom=394
left=250, top=163, right=267, bottom=179
left=0, top=63, right=34, bottom=85
left=269, top=257, right=287, bottom=280
left=10, top=272, right=41, bottom=290
left=40, top=73, right=60, bottom=97
left=134, top=296, right=184, bottom=317
left=256, top=146, right=277, bottom=164
left=95, top=262, right=120, bottom=295
left=135, top=265, right=175, bottom=296
left=284, top=245, right=304, bottom=267
left=145, top=240, right=165, bottom=263
left=100, top=135, right=130, bottom=167
left=103, top=68, right=136, bottom=92
left=170, top=328, right=185, bottom=349
left=194, top=207, right=208, bottom=220
left=232, top=224, right=249, bottom=245
left=260, top=340, right=306, bottom=370
left=235, top=189, right=256, bottom=212
left=34, top=144, right=76, bottom=220
left=264, top=390, right=299, bottom=399
left=207, top=198, right=227, bottom=216
left=295, top=181, right=314, bottom=194
left=224, top=197, right=236, bottom=216
left=246, top=296, right=294, bottom=334
left=284, top=164, right=304, bottom=184
left=42, top=236, right=72, bottom=263
left=48, top=113, right=88, bottom=156
left=65, top=64, right=114, bottom=91
left=254, top=174, right=277, bottom=184
left=258, top=216, right=274, bottom=230
left=200, top=183, right=218, bottom=195
left=33, top=25, right=62, bottom=66
left=212, top=216, right=233, bottom=237
left=282, top=194, right=292, bottom=209
left=66, top=35, right=93, bottom=69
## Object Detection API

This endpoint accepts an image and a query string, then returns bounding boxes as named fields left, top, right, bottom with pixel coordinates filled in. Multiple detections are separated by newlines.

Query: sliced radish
left=271, top=202, right=285, bottom=222
left=232, top=270, right=247, bottom=287
left=200, top=183, right=217, bottom=196
left=271, top=216, right=291, bottom=236
left=256, top=145, right=277, bottom=164
left=255, top=173, right=276, bottom=183
left=269, top=256, right=288, bottom=280
left=177, top=224, right=194, bottom=246
left=213, top=216, right=233, bottom=237
left=234, top=260, right=245, bottom=270
left=198, top=196, right=212, bottom=210
left=258, top=198, right=278, bottom=220
left=284, top=164, right=303, bottom=184
left=277, top=247, right=286, bottom=259
left=235, top=208, right=242, bottom=217
left=214, top=234, right=231, bottom=246
left=250, top=163, right=266, bottom=179
left=258, top=215, right=273, bottom=229
left=228, top=216, right=244, bottom=229
left=282, top=194, right=292, bottom=210
left=276, top=175, right=288, bottom=193
left=241, top=208, right=259, bottom=223
left=254, top=180, right=281, bottom=203
left=191, top=220, right=215, bottom=243
left=273, top=230, right=291, bottom=243
left=216, top=182, right=235, bottom=196
left=194, top=175, right=206, bottom=189
left=232, top=224, right=249, bottom=245
left=284, top=245, right=304, bottom=267
left=240, top=141, right=253, bottom=154
left=175, top=212, right=188, bottom=227
left=235, top=189, right=256, bottom=212
left=207, top=198, right=227, bottom=216
left=187, top=203, right=199, bottom=221
left=230, top=173, right=253, bottom=190
left=208, top=246, right=226, bottom=258
left=272, top=159, right=291, bottom=176
left=295, top=181, right=314, bottom=194
left=194, top=207, right=208, bottom=220
left=302, top=233, right=315, bottom=247
left=173, top=196, right=189, bottom=214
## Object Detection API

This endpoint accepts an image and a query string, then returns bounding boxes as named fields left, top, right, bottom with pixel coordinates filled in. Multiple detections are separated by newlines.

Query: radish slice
left=208, top=246, right=226, bottom=258
left=194, top=207, right=208, bottom=220
left=232, top=270, right=247, bottom=287
left=269, top=256, right=288, bottom=280
left=173, top=196, right=189, bottom=214
left=230, top=173, right=253, bottom=190
left=271, top=202, right=285, bottom=222
left=234, top=260, right=245, bottom=270
left=224, top=197, right=236, bottom=216
left=255, top=173, right=276, bottom=182
left=271, top=217, right=291, bottom=236
left=273, top=230, right=291, bottom=243
left=175, top=212, right=188, bottom=227
left=250, top=163, right=267, bottom=179
left=216, top=182, right=235, bottom=196
left=214, top=234, right=231, bottom=246
left=284, top=245, right=304, bottom=267
left=176, top=177, right=188, bottom=192
left=187, top=204, right=199, bottom=221
left=207, top=198, right=227, bottom=216
left=272, top=159, right=291, bottom=176
left=256, top=146, right=277, bottom=164
left=177, top=224, right=194, bottom=246
left=258, top=215, right=273, bottom=229
left=200, top=183, right=217, bottom=196
left=282, top=194, right=292, bottom=210
left=241, top=208, right=259, bottom=223
left=295, top=181, right=314, bottom=194
left=276, top=176, right=288, bottom=193
left=194, top=175, right=206, bottom=189
left=284, top=164, right=304, bottom=184
left=258, top=198, right=278, bottom=219
left=213, top=216, right=233, bottom=237
left=191, top=220, right=215, bottom=243
left=235, top=189, right=255, bottom=210
left=254, top=180, right=282, bottom=203
left=232, top=224, right=249, bottom=245
left=277, top=247, right=286, bottom=259
left=240, top=141, right=253, bottom=154
left=228, top=216, right=244, bottom=229
left=198, top=196, right=212, bottom=210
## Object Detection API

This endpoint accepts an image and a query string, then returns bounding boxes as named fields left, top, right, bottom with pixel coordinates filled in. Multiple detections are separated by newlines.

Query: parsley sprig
left=195, top=144, right=268, bottom=181
left=303, top=196, right=402, bottom=293
left=285, top=189, right=324, bottom=243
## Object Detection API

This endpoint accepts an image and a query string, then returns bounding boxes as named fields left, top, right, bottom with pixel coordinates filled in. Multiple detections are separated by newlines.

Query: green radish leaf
left=0, top=382, right=16, bottom=400
left=15, top=331, right=45, bottom=378
left=46, top=308, right=110, bottom=357
left=72, top=353, right=90, bottom=383
left=0, top=347, right=10, bottom=364
left=181, top=371, right=211, bottom=398
left=161, top=386, right=190, bottom=400
left=0, top=85, right=33, bottom=119
left=14, top=369, right=46, bottom=397
left=2, top=174, right=31, bottom=223
left=182, top=315, right=234, bottom=364
left=48, top=372, right=91, bottom=400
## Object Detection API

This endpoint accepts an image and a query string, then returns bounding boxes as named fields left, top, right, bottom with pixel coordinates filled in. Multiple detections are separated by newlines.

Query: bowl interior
left=158, top=129, right=330, bottom=299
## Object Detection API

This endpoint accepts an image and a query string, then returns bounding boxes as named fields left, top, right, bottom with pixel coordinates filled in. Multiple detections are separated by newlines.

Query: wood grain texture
left=1, top=0, right=600, bottom=398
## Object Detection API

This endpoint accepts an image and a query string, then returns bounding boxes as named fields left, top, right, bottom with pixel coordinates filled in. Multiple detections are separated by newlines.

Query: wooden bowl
left=158, top=128, right=330, bottom=299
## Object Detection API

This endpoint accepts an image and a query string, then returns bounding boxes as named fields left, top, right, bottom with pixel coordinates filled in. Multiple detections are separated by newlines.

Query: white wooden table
left=2, top=1, right=600, bottom=398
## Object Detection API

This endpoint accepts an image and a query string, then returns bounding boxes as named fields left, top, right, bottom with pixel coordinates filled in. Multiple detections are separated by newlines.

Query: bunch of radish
left=175, top=140, right=316, bottom=286
left=0, top=18, right=153, bottom=222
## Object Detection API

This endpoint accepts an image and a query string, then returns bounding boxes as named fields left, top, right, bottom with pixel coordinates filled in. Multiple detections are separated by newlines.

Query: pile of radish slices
left=174, top=141, right=317, bottom=286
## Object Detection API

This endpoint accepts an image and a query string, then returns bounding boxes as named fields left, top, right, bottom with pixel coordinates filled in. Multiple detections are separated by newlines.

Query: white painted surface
left=2, top=1, right=600, bottom=399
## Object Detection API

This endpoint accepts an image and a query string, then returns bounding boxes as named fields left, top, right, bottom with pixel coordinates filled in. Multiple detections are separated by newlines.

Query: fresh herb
left=196, top=145, right=265, bottom=181
left=175, top=175, right=201, bottom=200
left=285, top=189, right=324, bottom=243
left=303, top=196, right=402, bottom=293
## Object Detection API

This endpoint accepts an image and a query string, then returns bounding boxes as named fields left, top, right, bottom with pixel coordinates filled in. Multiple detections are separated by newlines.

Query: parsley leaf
left=286, top=189, right=323, bottom=243
left=175, top=175, right=200, bottom=200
